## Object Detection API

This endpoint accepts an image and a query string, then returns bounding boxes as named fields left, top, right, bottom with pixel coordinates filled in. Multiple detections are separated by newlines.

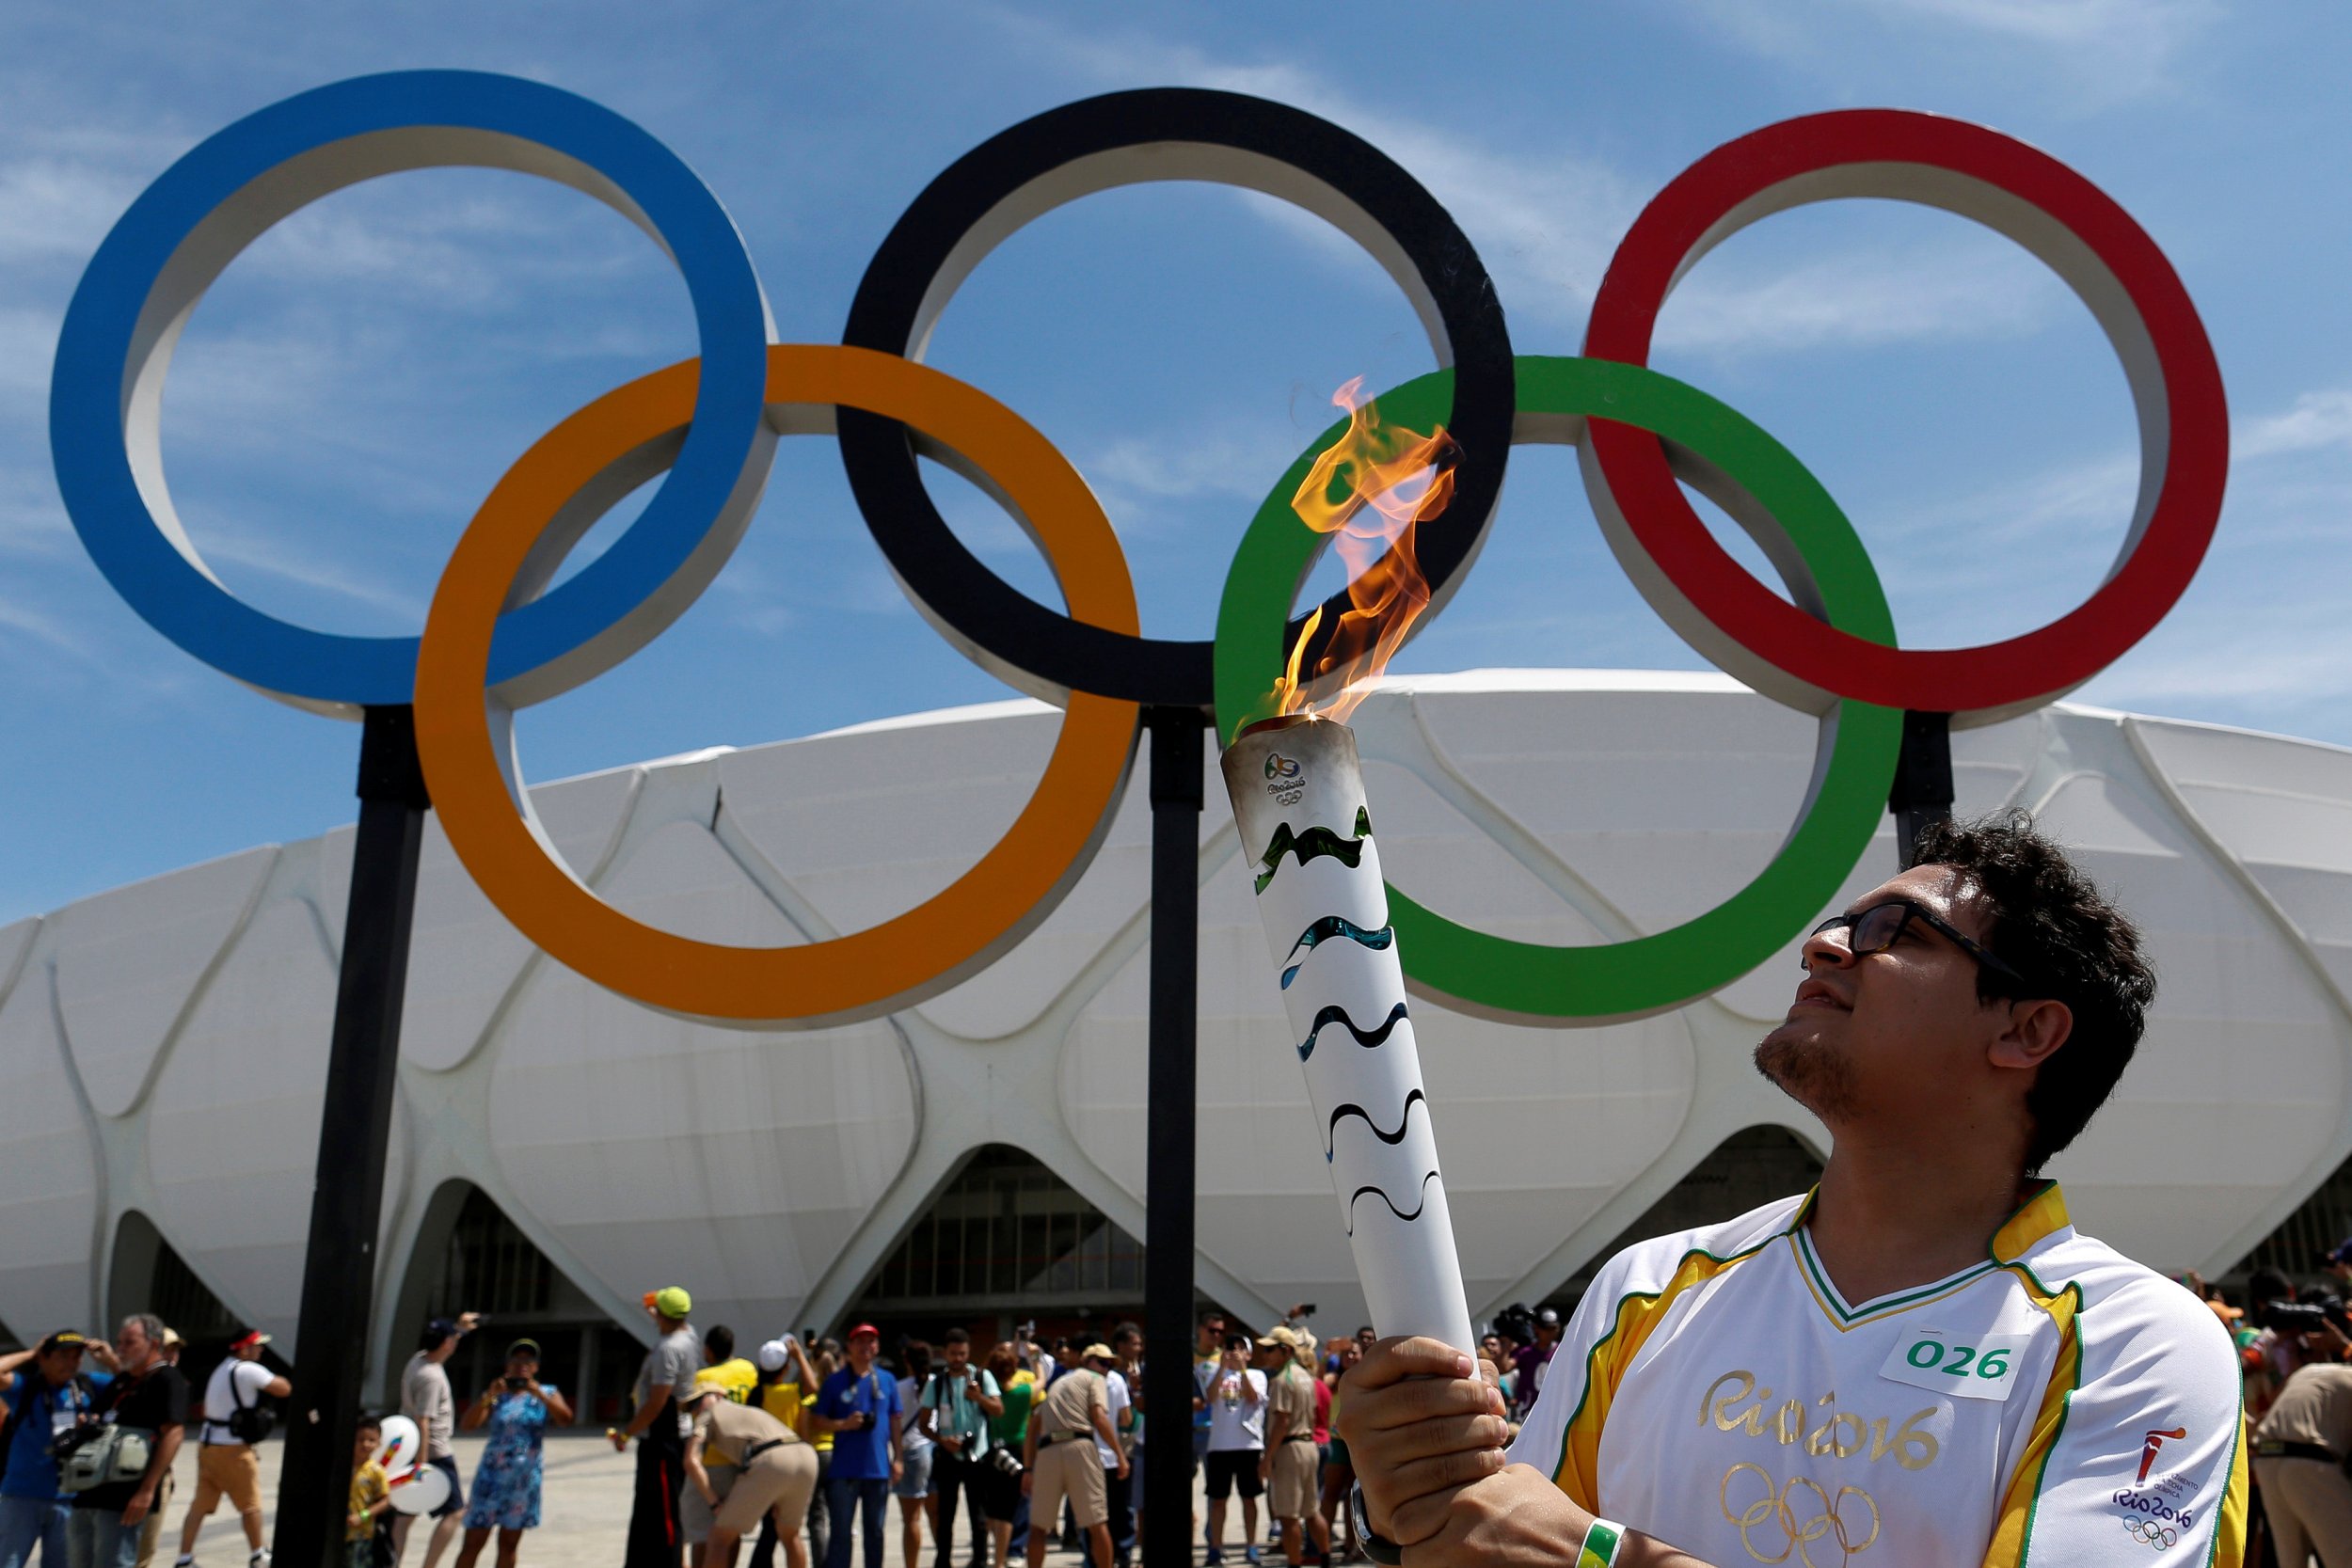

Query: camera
left=47, top=1423, right=96, bottom=1462
left=2259, top=1295, right=2350, bottom=1336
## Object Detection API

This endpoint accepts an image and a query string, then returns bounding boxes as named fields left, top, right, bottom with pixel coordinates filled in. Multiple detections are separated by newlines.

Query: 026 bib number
left=1879, top=1332, right=2031, bottom=1402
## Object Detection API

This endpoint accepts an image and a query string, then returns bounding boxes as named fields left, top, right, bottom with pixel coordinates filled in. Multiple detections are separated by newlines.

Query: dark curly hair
left=1910, top=809, right=2157, bottom=1175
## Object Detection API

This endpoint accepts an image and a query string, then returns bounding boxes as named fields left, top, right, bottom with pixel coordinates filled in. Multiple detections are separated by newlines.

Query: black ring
left=839, top=87, right=1516, bottom=709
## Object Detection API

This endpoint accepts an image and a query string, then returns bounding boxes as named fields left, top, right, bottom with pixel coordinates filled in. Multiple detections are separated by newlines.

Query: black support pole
left=1143, top=706, right=1206, bottom=1568
left=1891, top=709, right=1956, bottom=870
left=274, top=705, right=431, bottom=1568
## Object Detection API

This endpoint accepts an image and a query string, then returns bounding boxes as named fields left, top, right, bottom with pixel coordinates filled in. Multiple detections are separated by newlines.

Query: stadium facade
left=4, top=671, right=2347, bottom=1415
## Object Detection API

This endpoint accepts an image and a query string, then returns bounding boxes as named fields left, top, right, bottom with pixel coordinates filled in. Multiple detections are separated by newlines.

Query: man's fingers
left=1339, top=1371, right=1502, bottom=1438
left=1348, top=1338, right=1474, bottom=1391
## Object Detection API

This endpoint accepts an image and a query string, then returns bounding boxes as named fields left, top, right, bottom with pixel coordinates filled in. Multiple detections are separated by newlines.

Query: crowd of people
left=596, top=1291, right=1520, bottom=1568
left=0, top=1284, right=1581, bottom=1568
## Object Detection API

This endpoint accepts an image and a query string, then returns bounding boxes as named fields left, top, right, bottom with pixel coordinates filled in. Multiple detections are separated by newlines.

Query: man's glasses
left=1807, top=897, right=2030, bottom=989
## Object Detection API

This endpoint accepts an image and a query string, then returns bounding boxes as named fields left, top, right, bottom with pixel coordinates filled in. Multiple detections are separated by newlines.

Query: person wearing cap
left=0, top=1331, right=97, bottom=1568
left=812, top=1326, right=899, bottom=1568
left=168, top=1330, right=287, bottom=1568
left=1256, top=1331, right=1326, bottom=1568
left=686, top=1329, right=762, bottom=1568
left=746, top=1338, right=822, bottom=1568
left=618, top=1288, right=703, bottom=1568
left=449, top=1338, right=570, bottom=1568
left=1019, top=1348, right=1123, bottom=1568
left=682, top=1388, right=817, bottom=1568
left=1200, top=1334, right=1265, bottom=1568
left=1506, top=1309, right=1559, bottom=1424
left=390, top=1312, right=480, bottom=1568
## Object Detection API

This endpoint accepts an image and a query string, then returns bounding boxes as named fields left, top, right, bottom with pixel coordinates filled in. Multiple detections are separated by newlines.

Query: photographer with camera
left=68, top=1315, right=185, bottom=1568
left=813, top=1326, right=900, bottom=1568
left=915, top=1332, right=1000, bottom=1568
left=0, top=1331, right=96, bottom=1568
left=168, top=1329, right=285, bottom=1568
left=2251, top=1290, right=2352, bottom=1563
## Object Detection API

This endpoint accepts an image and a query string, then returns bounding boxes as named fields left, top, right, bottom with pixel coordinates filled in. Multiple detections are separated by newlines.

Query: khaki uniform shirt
left=1267, top=1363, right=1316, bottom=1441
left=1037, top=1370, right=1107, bottom=1439
left=2257, top=1363, right=2352, bottom=1455
left=693, top=1398, right=803, bottom=1466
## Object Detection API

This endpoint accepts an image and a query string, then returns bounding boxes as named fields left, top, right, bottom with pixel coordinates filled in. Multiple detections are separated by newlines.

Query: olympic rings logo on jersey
left=1720, top=1463, right=1881, bottom=1567
left=49, top=70, right=2229, bottom=1028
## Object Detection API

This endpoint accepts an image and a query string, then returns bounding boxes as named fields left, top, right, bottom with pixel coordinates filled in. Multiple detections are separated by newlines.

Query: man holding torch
left=1337, top=816, right=2249, bottom=1566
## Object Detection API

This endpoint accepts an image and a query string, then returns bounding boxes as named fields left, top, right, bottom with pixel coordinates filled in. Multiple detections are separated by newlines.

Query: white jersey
left=1507, top=1185, right=2247, bottom=1567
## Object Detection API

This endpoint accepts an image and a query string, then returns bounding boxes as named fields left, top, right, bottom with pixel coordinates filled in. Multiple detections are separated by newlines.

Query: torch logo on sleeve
left=1216, top=381, right=1475, bottom=1354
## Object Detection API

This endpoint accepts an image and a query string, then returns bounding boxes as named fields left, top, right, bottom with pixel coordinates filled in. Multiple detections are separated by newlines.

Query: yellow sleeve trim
left=1549, top=1241, right=1768, bottom=1514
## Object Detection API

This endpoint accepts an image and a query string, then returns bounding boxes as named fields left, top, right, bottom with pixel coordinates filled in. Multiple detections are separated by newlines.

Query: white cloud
left=1684, top=0, right=2221, bottom=108
left=2236, top=388, right=2352, bottom=461
left=978, top=7, right=2084, bottom=357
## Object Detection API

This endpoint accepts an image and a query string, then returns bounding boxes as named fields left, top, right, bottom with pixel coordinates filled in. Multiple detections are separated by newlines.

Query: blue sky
left=3, top=0, right=2349, bottom=923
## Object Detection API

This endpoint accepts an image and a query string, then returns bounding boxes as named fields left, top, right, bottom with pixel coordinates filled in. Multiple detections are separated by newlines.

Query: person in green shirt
left=978, top=1344, right=1036, bottom=1568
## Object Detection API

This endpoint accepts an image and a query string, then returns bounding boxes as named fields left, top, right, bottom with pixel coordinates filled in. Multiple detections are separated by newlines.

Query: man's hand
left=121, top=1488, right=154, bottom=1528
left=1399, top=1465, right=1588, bottom=1568
left=1334, top=1338, right=1509, bottom=1545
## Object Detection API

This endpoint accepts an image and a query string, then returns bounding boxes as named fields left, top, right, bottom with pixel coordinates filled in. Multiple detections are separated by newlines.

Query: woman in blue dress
left=453, top=1338, right=574, bottom=1568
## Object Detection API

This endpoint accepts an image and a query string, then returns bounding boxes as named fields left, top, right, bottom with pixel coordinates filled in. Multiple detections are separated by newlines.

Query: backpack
left=225, top=1362, right=275, bottom=1444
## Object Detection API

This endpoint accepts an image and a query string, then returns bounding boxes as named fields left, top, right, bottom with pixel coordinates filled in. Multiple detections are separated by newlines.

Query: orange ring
left=414, top=344, right=1140, bottom=1024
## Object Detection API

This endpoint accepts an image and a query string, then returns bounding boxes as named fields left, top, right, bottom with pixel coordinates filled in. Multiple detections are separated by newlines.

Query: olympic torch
left=1216, top=381, right=1474, bottom=1353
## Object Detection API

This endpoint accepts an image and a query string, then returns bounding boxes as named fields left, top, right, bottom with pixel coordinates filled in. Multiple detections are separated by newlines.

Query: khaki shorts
left=714, top=1446, right=819, bottom=1538
left=1268, top=1440, right=1317, bottom=1519
left=193, top=1445, right=262, bottom=1516
left=1028, top=1437, right=1106, bottom=1531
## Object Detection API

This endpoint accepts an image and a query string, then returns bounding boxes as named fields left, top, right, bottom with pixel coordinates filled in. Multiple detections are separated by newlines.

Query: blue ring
left=49, top=71, right=772, bottom=709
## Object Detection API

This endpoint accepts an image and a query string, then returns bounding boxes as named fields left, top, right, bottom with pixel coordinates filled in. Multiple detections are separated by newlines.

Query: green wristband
left=1575, top=1517, right=1625, bottom=1568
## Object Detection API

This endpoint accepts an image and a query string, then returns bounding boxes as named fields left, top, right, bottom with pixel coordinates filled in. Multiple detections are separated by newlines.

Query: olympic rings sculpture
left=49, top=70, right=2228, bottom=1028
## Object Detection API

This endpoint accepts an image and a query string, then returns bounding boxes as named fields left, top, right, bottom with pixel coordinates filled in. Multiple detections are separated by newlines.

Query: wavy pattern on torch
left=1325, top=1087, right=1427, bottom=1161
left=1296, top=999, right=1410, bottom=1062
left=1344, top=1168, right=1440, bottom=1235
left=1253, top=807, right=1375, bottom=894
left=1280, top=915, right=1395, bottom=989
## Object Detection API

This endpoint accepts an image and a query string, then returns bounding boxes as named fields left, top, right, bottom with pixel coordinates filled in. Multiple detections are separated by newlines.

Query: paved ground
left=165, top=1434, right=1338, bottom=1568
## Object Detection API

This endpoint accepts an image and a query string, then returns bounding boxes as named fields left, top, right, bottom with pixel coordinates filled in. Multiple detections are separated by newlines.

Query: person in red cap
left=170, top=1331, right=288, bottom=1568
left=813, top=1326, right=901, bottom=1568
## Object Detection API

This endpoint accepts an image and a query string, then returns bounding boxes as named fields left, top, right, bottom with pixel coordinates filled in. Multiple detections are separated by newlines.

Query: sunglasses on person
left=1807, top=897, right=2030, bottom=989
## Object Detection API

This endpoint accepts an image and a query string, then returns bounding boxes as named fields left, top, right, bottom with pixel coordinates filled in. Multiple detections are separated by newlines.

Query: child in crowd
left=349, top=1416, right=394, bottom=1568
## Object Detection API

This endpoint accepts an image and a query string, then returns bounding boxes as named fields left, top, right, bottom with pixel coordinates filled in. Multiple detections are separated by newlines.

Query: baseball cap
left=757, top=1339, right=793, bottom=1372
left=1254, top=1326, right=1299, bottom=1349
left=38, top=1330, right=87, bottom=1355
left=847, top=1323, right=881, bottom=1342
left=643, top=1287, right=692, bottom=1319
left=1081, top=1343, right=1115, bottom=1361
left=230, top=1329, right=270, bottom=1352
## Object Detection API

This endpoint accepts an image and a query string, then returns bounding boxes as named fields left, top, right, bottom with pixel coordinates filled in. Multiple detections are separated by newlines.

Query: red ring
left=1582, top=109, right=2227, bottom=721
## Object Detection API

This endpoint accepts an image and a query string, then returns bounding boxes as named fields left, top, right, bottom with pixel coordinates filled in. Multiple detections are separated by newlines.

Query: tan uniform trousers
left=1028, top=1437, right=1107, bottom=1531
left=713, top=1444, right=819, bottom=1539
left=2257, top=1455, right=2352, bottom=1568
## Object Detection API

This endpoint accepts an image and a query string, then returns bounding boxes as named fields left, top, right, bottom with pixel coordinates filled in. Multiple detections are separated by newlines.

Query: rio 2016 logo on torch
left=52, top=73, right=2227, bottom=1029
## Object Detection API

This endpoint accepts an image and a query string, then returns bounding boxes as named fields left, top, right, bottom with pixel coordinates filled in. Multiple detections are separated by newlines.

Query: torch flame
left=1271, top=376, right=1454, bottom=724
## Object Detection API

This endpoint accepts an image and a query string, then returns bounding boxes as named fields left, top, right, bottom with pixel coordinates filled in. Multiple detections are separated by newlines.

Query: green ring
left=1213, top=356, right=1903, bottom=1022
